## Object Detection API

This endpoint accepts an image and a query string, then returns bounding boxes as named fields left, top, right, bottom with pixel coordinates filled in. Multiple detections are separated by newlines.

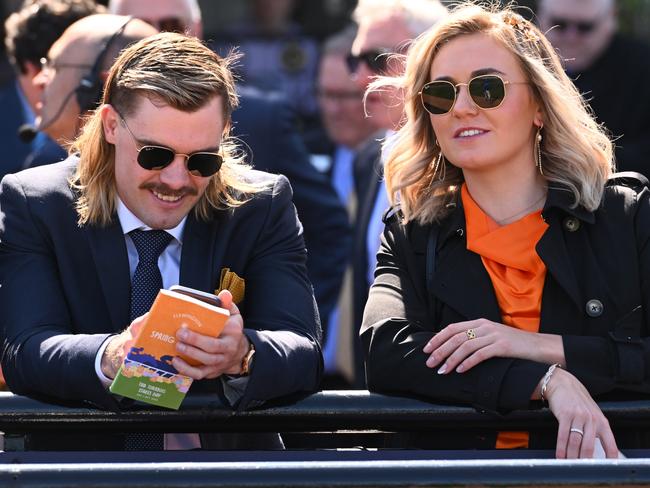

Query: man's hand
left=100, top=313, right=148, bottom=379
left=172, top=290, right=250, bottom=380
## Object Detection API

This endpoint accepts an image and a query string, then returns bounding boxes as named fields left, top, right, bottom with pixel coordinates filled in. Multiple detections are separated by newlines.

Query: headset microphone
left=16, top=85, right=81, bottom=144
left=18, top=123, right=38, bottom=143
left=16, top=16, right=133, bottom=146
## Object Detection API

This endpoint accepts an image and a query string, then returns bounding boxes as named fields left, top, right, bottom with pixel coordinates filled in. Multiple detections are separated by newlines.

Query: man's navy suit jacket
left=0, top=158, right=323, bottom=416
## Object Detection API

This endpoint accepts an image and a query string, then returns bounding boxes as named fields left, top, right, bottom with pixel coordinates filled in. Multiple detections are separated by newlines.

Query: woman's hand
left=542, top=367, right=618, bottom=459
left=423, top=318, right=563, bottom=373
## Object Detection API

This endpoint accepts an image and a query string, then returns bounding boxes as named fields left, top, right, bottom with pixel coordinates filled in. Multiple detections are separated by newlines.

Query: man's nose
left=158, top=155, right=192, bottom=188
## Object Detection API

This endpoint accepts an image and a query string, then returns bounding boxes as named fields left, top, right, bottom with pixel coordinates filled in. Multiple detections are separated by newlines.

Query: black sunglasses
left=419, top=74, right=527, bottom=115
left=346, top=49, right=390, bottom=74
left=118, top=115, right=223, bottom=177
left=550, top=17, right=599, bottom=34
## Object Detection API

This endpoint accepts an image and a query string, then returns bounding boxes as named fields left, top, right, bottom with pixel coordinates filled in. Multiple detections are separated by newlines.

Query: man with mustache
left=0, top=28, right=322, bottom=450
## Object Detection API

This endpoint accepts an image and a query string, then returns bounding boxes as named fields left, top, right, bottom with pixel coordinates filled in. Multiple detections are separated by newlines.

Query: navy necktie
left=125, top=229, right=173, bottom=451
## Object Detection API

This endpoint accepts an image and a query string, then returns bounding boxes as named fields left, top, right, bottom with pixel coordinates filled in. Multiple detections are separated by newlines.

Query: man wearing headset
left=0, top=24, right=322, bottom=451
left=32, top=14, right=156, bottom=148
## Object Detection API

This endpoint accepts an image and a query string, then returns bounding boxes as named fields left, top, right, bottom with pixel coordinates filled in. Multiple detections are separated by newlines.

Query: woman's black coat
left=361, top=177, right=650, bottom=448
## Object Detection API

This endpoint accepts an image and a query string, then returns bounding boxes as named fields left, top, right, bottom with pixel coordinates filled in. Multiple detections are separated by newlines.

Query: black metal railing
left=2, top=391, right=650, bottom=487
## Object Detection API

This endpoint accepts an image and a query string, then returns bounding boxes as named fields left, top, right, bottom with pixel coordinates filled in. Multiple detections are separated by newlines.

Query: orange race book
left=109, top=287, right=230, bottom=409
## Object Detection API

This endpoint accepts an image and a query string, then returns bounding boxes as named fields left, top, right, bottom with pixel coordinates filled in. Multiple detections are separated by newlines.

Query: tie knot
left=129, top=230, right=173, bottom=263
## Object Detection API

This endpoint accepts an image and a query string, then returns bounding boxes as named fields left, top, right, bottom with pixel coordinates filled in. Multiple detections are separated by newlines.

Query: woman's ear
left=533, top=106, right=544, bottom=129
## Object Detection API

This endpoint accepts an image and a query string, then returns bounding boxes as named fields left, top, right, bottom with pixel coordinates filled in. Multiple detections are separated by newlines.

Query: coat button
left=585, top=299, right=604, bottom=317
left=563, top=217, right=580, bottom=232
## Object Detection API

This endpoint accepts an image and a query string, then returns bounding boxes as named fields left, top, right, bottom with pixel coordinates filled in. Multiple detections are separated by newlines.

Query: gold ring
left=466, top=328, right=476, bottom=340
left=570, top=427, right=584, bottom=436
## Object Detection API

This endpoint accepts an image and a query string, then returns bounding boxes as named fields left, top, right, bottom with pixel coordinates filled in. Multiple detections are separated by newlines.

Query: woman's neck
left=463, top=168, right=547, bottom=226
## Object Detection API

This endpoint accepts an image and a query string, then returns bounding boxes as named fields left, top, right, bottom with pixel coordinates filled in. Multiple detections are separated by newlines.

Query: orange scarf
left=462, top=184, right=548, bottom=448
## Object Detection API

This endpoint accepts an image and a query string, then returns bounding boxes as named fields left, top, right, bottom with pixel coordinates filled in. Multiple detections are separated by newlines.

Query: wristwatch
left=240, top=341, right=255, bottom=376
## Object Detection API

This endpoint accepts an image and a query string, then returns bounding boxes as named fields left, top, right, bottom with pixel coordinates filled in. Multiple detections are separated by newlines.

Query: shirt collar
left=428, top=183, right=596, bottom=251
left=543, top=184, right=596, bottom=224
left=116, top=197, right=186, bottom=243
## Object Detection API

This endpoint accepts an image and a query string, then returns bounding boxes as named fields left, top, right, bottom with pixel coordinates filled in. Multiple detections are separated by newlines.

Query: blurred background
left=3, top=0, right=650, bottom=41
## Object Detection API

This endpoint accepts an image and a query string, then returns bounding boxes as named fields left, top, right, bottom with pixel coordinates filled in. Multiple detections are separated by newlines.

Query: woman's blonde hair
left=374, top=1, right=614, bottom=225
left=70, top=32, right=269, bottom=226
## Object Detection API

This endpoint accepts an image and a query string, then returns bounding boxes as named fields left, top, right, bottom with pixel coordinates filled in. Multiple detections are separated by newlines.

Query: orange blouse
left=461, top=184, right=549, bottom=449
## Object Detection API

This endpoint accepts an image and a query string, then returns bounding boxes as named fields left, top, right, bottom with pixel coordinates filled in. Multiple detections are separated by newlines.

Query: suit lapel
left=86, top=220, right=131, bottom=333
left=179, top=212, right=221, bottom=292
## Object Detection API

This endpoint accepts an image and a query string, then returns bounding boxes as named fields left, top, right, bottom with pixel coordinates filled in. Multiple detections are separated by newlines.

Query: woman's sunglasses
left=419, top=74, right=527, bottom=115
left=118, top=115, right=223, bottom=177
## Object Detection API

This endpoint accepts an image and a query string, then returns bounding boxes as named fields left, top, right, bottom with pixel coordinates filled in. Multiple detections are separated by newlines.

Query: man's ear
left=101, top=104, right=120, bottom=144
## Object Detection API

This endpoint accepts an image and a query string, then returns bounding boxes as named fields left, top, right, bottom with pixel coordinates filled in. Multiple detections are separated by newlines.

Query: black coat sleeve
left=360, top=220, right=546, bottom=413
left=562, top=187, right=650, bottom=395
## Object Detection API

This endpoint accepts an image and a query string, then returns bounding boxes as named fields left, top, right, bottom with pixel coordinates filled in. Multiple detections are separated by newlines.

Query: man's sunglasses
left=346, top=49, right=390, bottom=74
left=118, top=115, right=223, bottom=177
left=419, top=74, right=527, bottom=115
left=550, top=17, right=599, bottom=34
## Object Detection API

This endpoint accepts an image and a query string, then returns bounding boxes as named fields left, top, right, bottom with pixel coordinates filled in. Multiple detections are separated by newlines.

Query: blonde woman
left=361, top=2, right=649, bottom=458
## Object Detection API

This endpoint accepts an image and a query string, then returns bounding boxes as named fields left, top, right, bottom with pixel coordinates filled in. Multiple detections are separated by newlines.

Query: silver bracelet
left=540, top=363, right=561, bottom=402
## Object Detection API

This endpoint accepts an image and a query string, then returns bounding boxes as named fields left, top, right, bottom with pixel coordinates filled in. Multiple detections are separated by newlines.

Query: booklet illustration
left=109, top=287, right=230, bottom=410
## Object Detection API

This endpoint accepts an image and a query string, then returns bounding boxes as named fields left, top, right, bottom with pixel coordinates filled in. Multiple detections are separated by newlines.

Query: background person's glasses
left=550, top=17, right=600, bottom=34
left=118, top=115, right=222, bottom=177
left=346, top=49, right=390, bottom=74
left=419, top=74, right=528, bottom=115
left=142, top=16, right=188, bottom=33
left=39, top=57, right=92, bottom=73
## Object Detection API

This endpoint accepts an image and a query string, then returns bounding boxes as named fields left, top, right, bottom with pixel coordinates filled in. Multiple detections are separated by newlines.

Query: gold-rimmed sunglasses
left=419, top=74, right=528, bottom=115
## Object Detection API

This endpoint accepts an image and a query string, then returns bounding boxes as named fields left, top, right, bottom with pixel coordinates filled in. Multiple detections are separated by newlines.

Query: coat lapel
left=536, top=213, right=582, bottom=312
left=424, top=205, right=502, bottom=324
left=179, top=212, right=221, bottom=292
left=431, top=237, right=502, bottom=324
left=86, top=220, right=131, bottom=333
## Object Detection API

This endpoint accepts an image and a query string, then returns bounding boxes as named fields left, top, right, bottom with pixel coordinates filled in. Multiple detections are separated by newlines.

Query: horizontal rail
left=1, top=459, right=650, bottom=487
left=1, top=391, right=650, bottom=434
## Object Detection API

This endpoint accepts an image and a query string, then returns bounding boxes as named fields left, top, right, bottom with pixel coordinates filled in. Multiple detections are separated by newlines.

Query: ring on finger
left=466, top=328, right=477, bottom=340
left=570, top=427, right=584, bottom=436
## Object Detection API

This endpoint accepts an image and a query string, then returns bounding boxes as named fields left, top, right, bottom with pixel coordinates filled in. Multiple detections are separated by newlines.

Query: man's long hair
left=70, top=32, right=269, bottom=226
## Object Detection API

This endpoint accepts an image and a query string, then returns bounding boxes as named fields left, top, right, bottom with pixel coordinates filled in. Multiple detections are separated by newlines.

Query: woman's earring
left=535, top=126, right=544, bottom=176
left=433, top=139, right=446, bottom=181
left=433, top=151, right=446, bottom=181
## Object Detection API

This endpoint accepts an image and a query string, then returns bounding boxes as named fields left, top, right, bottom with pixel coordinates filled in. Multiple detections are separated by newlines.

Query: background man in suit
left=31, top=14, right=157, bottom=149
left=313, top=24, right=378, bottom=387
left=109, top=0, right=349, bottom=338
left=0, top=31, right=322, bottom=450
left=3, top=0, right=103, bottom=174
left=538, top=0, right=650, bottom=175
left=344, top=0, right=448, bottom=386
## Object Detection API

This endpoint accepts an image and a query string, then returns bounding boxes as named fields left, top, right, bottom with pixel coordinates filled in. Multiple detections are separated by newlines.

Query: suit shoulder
left=239, top=168, right=292, bottom=200
left=2, top=156, right=77, bottom=201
